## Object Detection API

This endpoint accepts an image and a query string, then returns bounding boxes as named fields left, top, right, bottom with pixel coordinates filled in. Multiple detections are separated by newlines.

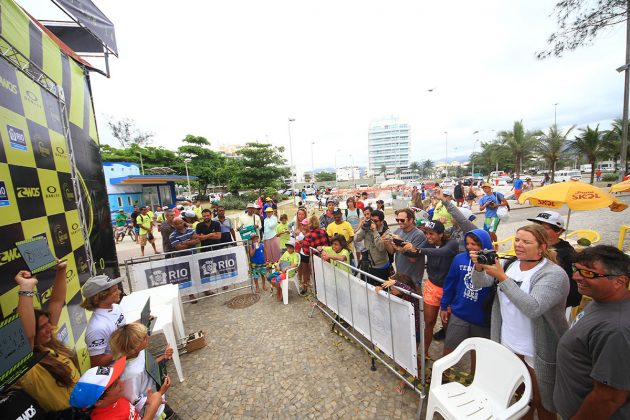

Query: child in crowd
left=69, top=357, right=170, bottom=420
left=276, top=214, right=290, bottom=253
left=109, top=323, right=174, bottom=419
left=266, top=239, right=300, bottom=301
left=249, top=233, right=267, bottom=293
left=319, top=234, right=351, bottom=273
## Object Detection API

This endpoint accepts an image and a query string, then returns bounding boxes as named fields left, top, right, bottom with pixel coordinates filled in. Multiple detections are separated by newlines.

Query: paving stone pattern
left=152, top=289, right=423, bottom=419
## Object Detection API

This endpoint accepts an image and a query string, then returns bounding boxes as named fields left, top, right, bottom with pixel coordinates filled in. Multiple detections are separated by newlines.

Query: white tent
left=381, top=179, right=405, bottom=187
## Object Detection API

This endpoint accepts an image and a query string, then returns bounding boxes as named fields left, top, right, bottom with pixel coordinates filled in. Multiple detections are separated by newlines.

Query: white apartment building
left=368, top=118, right=410, bottom=173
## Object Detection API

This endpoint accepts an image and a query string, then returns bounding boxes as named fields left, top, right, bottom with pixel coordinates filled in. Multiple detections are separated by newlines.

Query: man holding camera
left=384, top=208, right=426, bottom=290
left=478, top=182, right=507, bottom=236
left=355, top=209, right=391, bottom=283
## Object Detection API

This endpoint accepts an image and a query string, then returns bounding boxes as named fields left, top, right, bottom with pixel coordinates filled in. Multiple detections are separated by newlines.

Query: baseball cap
left=423, top=220, right=445, bottom=233
left=332, top=207, right=342, bottom=215
left=300, top=218, right=309, bottom=225
left=442, top=189, right=453, bottom=196
left=69, top=357, right=126, bottom=409
left=246, top=203, right=257, bottom=209
left=326, top=199, right=337, bottom=205
left=118, top=208, right=124, bottom=212
left=265, top=197, right=272, bottom=201
left=286, top=238, right=296, bottom=248
left=82, top=275, right=122, bottom=298
left=527, top=211, right=565, bottom=229
left=184, top=210, right=196, bottom=218
left=264, top=207, right=274, bottom=212
left=481, top=182, right=493, bottom=188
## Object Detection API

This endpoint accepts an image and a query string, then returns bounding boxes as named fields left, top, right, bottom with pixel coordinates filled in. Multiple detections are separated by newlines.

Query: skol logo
left=37, top=141, right=51, bottom=157
left=536, top=200, right=556, bottom=206
left=0, top=76, right=17, bottom=94
left=62, top=182, right=75, bottom=201
left=17, top=187, right=41, bottom=198
left=571, top=191, right=600, bottom=200
left=0, top=247, right=21, bottom=266
left=54, top=224, right=69, bottom=245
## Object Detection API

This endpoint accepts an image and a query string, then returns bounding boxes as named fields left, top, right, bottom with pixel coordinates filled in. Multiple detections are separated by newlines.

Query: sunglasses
left=395, top=218, right=408, bottom=223
left=571, top=264, right=616, bottom=279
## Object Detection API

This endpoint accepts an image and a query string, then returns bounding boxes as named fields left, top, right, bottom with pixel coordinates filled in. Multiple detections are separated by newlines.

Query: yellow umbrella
left=609, top=179, right=630, bottom=194
left=518, top=180, right=628, bottom=232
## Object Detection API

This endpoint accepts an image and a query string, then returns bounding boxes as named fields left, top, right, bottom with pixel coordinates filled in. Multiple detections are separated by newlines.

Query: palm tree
left=567, top=125, right=604, bottom=183
left=602, top=118, right=630, bottom=172
left=409, top=161, right=421, bottom=175
left=537, top=124, right=575, bottom=182
left=498, top=120, right=538, bottom=175
left=422, top=159, right=434, bottom=177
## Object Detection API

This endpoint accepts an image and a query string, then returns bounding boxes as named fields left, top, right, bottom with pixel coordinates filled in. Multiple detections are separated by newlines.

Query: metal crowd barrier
left=123, top=240, right=254, bottom=303
left=307, top=248, right=426, bottom=417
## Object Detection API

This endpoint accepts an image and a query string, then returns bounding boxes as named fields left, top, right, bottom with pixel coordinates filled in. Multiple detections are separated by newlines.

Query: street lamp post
left=311, top=141, right=315, bottom=187
left=184, top=158, right=192, bottom=199
left=350, top=154, right=355, bottom=188
left=137, top=151, right=144, bottom=175
left=471, top=139, right=480, bottom=177
left=287, top=118, right=297, bottom=204
left=444, top=131, right=449, bottom=178
left=554, top=102, right=559, bottom=126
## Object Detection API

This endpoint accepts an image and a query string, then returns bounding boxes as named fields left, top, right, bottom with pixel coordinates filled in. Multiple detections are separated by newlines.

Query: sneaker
left=432, top=328, right=446, bottom=341
left=298, top=288, right=307, bottom=296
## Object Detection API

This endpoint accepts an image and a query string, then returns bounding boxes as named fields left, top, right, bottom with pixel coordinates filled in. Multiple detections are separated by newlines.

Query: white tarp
left=130, top=245, right=250, bottom=294
left=312, top=255, right=418, bottom=377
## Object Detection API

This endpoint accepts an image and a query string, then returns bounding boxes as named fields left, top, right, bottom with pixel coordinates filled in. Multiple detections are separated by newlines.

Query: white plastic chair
left=426, top=337, right=531, bottom=420
left=280, top=267, right=299, bottom=305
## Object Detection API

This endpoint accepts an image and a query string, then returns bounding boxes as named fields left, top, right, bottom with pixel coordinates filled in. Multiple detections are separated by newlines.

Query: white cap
left=458, top=207, right=476, bottom=221
left=527, top=211, right=565, bottom=229
left=442, top=189, right=453, bottom=196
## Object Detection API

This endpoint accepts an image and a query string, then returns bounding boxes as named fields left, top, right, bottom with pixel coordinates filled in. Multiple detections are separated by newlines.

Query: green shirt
left=321, top=246, right=351, bottom=273
left=276, top=222, right=290, bottom=249
left=279, top=251, right=300, bottom=278
left=136, top=214, right=153, bottom=234
left=114, top=213, right=127, bottom=227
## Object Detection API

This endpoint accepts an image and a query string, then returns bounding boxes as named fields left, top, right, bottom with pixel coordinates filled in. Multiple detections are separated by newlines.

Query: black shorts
left=300, top=254, right=310, bottom=264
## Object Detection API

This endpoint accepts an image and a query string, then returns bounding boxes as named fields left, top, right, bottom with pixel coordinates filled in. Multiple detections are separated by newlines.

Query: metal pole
left=620, top=3, right=630, bottom=181
left=138, top=151, right=144, bottom=175
left=288, top=118, right=297, bottom=204
left=554, top=102, right=559, bottom=127
left=350, top=154, right=355, bottom=188
left=184, top=158, right=192, bottom=199
left=311, top=141, right=315, bottom=186
left=444, top=131, right=448, bottom=178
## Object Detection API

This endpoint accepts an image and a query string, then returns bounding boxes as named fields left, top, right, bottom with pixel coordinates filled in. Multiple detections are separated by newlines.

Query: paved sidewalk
left=150, top=288, right=423, bottom=419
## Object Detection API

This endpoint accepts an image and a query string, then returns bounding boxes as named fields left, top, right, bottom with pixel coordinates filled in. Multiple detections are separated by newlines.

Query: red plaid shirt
left=301, top=228, right=329, bottom=256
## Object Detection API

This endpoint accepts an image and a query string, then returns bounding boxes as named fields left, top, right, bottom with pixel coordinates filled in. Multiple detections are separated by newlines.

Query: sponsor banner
left=0, top=180, right=9, bottom=207
left=313, top=255, right=418, bottom=377
left=130, top=245, right=250, bottom=293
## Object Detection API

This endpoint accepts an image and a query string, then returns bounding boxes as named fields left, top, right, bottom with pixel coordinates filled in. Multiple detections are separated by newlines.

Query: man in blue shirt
left=511, top=174, right=524, bottom=200
left=478, top=182, right=507, bottom=236
left=168, top=217, right=198, bottom=256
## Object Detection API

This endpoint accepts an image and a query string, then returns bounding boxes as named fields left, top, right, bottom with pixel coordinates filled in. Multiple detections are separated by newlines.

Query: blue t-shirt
left=169, top=228, right=196, bottom=255
left=479, top=192, right=504, bottom=218
left=513, top=178, right=523, bottom=190
left=251, top=242, right=265, bottom=264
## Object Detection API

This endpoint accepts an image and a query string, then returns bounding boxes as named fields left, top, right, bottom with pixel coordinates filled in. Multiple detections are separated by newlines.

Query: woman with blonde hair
left=109, top=323, right=173, bottom=419
left=297, top=215, right=329, bottom=295
left=471, top=223, right=569, bottom=419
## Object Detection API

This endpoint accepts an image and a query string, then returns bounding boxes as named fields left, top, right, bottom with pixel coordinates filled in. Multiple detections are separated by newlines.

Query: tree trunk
left=590, top=161, right=596, bottom=184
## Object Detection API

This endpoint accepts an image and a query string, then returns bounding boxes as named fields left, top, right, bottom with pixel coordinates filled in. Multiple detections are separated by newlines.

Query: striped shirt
left=169, top=228, right=195, bottom=255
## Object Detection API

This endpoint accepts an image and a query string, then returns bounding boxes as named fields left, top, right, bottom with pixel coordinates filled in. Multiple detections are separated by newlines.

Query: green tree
left=234, top=142, right=290, bottom=191
left=422, top=159, right=434, bottom=177
left=602, top=118, right=630, bottom=172
left=100, top=143, right=179, bottom=171
left=107, top=118, right=154, bottom=148
left=316, top=171, right=336, bottom=182
left=537, top=124, right=576, bottom=182
left=177, top=135, right=225, bottom=195
left=498, top=120, right=537, bottom=175
left=567, top=125, right=605, bottom=183
left=409, top=161, right=421, bottom=174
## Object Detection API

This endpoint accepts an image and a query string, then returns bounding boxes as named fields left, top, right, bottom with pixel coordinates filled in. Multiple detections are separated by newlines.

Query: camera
left=393, top=238, right=406, bottom=247
left=477, top=249, right=498, bottom=265
left=363, top=219, right=373, bottom=230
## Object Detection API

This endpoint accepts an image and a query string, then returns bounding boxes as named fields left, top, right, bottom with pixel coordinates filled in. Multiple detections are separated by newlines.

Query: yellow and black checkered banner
left=0, top=0, right=118, bottom=372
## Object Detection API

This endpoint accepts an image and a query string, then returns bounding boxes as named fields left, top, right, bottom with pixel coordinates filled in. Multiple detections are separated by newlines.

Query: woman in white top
left=471, top=224, right=569, bottom=420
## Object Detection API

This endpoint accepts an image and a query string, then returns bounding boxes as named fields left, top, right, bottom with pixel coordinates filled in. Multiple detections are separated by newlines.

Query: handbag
left=496, top=205, right=510, bottom=221
left=239, top=225, right=256, bottom=240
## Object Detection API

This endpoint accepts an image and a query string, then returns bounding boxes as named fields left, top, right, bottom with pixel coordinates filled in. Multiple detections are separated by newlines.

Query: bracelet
left=18, top=290, right=37, bottom=297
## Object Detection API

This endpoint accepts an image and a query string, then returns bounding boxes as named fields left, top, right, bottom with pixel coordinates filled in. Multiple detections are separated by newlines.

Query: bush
left=601, top=173, right=619, bottom=182
left=218, top=195, right=249, bottom=210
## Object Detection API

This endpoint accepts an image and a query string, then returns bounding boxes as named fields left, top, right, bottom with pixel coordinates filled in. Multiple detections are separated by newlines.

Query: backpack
left=344, top=208, right=361, bottom=219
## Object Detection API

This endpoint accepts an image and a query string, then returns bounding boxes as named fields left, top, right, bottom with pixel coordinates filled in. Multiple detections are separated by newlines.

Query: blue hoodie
left=440, top=228, right=494, bottom=328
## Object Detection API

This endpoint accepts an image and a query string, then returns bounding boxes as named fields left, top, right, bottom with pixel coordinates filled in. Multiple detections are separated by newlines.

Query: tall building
left=368, top=118, right=410, bottom=174
left=336, top=166, right=362, bottom=182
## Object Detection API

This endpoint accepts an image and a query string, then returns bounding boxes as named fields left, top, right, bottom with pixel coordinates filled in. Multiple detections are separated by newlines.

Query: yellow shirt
left=193, top=206, right=203, bottom=219
left=16, top=336, right=80, bottom=412
left=326, top=221, right=355, bottom=250
left=136, top=213, right=153, bottom=234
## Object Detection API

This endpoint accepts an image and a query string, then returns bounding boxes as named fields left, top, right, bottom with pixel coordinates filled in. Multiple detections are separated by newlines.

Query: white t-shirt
left=120, top=350, right=165, bottom=419
left=85, top=303, right=126, bottom=356
left=499, top=259, right=547, bottom=358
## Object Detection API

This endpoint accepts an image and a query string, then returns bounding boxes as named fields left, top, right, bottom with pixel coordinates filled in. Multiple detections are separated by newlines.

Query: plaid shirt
left=301, top=228, right=329, bottom=256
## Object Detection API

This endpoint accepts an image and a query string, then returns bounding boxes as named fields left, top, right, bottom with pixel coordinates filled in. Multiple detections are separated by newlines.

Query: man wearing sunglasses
left=527, top=211, right=580, bottom=308
left=383, top=208, right=426, bottom=290
left=554, top=245, right=630, bottom=420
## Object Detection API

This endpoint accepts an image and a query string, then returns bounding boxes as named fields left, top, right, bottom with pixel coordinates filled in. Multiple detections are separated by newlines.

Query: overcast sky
left=19, top=1, right=626, bottom=175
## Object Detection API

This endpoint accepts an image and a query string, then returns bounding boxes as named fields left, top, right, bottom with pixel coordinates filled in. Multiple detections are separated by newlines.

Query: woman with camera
left=399, top=220, right=459, bottom=355
left=470, top=224, right=569, bottom=419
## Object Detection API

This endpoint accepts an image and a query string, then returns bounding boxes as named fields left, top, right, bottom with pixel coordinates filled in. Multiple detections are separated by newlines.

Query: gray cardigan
left=471, top=260, right=569, bottom=412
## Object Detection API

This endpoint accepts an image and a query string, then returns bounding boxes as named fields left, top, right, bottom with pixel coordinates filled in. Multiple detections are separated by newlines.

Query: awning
left=110, top=175, right=197, bottom=185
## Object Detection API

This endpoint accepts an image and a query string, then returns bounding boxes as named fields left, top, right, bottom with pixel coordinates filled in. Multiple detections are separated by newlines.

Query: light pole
left=311, top=141, right=315, bottom=187
left=554, top=103, right=559, bottom=127
left=444, top=131, right=449, bottom=178
left=617, top=56, right=630, bottom=181
left=137, top=151, right=144, bottom=175
left=287, top=118, right=297, bottom=204
left=471, top=139, right=480, bottom=177
left=350, top=154, right=356, bottom=188
left=184, top=158, right=192, bottom=199
left=334, top=149, right=340, bottom=189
